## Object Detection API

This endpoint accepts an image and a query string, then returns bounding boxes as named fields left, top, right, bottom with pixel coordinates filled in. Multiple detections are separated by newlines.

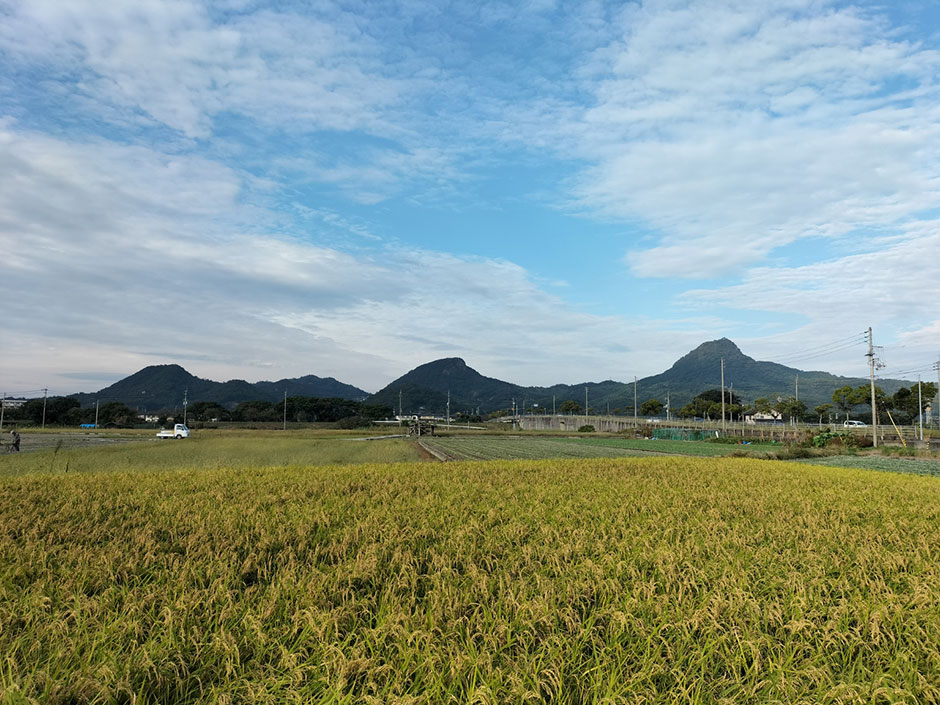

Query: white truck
left=156, top=423, right=190, bottom=439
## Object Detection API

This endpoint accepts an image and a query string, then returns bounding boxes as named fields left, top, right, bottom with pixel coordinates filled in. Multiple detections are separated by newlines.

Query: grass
left=2, top=455, right=940, bottom=703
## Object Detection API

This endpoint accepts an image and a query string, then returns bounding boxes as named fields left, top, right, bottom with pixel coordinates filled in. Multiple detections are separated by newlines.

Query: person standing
left=9, top=428, right=20, bottom=452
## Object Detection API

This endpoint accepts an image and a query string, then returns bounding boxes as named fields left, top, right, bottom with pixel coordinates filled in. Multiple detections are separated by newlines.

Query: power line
left=764, top=333, right=867, bottom=366
left=0, top=389, right=52, bottom=397
left=876, top=365, right=935, bottom=379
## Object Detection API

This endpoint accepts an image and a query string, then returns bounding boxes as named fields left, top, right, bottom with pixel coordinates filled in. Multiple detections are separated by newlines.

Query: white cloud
left=682, top=218, right=940, bottom=377
left=0, top=125, right=701, bottom=394
left=4, top=0, right=939, bottom=396
left=0, top=0, right=408, bottom=139
left=510, top=0, right=940, bottom=277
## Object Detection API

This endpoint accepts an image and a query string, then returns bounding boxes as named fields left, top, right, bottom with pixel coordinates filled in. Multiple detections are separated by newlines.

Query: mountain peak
left=665, top=338, right=754, bottom=378
left=688, top=338, right=746, bottom=359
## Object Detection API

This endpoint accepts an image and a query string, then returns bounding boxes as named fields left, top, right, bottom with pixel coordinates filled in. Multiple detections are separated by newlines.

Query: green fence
left=652, top=427, right=715, bottom=441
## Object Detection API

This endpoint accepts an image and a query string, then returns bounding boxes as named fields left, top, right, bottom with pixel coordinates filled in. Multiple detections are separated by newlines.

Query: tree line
left=5, top=396, right=393, bottom=427
left=536, top=382, right=936, bottom=425
left=186, top=398, right=391, bottom=425
left=673, top=383, right=936, bottom=424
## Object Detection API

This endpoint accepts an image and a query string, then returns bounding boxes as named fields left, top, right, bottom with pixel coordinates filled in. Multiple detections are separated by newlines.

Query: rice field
left=2, top=454, right=940, bottom=703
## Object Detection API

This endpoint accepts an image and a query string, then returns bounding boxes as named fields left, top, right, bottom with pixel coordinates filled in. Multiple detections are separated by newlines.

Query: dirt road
left=1, top=431, right=148, bottom=454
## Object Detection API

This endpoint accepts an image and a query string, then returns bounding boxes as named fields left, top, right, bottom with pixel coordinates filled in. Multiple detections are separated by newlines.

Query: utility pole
left=283, top=389, right=287, bottom=431
left=94, top=399, right=99, bottom=429
left=41, top=388, right=48, bottom=429
left=399, top=389, right=403, bottom=418
left=867, top=327, right=877, bottom=448
left=0, top=393, right=5, bottom=431
left=447, top=390, right=450, bottom=428
left=552, top=395, right=555, bottom=416
left=918, top=378, right=923, bottom=441
left=585, top=386, right=588, bottom=417
left=720, top=358, right=726, bottom=432
left=795, top=374, right=799, bottom=402
left=183, top=388, right=188, bottom=426
left=933, top=360, right=940, bottom=427
left=666, top=387, right=670, bottom=422
left=633, top=376, right=638, bottom=428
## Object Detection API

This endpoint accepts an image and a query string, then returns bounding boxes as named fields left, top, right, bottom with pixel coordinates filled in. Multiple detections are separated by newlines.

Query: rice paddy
left=2, top=447, right=940, bottom=703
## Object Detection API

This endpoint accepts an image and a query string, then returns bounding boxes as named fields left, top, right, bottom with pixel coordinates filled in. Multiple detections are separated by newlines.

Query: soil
left=1, top=431, right=147, bottom=454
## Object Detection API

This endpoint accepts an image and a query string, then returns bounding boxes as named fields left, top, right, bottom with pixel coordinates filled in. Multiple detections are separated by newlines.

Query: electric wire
left=766, top=333, right=868, bottom=366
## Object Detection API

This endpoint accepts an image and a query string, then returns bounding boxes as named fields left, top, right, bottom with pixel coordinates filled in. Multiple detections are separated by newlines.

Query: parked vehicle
left=843, top=420, right=867, bottom=428
left=157, top=423, right=190, bottom=439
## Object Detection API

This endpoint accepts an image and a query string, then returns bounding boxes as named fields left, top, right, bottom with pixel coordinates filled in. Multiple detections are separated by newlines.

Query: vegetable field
left=801, top=453, right=940, bottom=477
left=2, top=456, right=940, bottom=703
left=420, top=435, right=667, bottom=460
left=421, top=435, right=786, bottom=461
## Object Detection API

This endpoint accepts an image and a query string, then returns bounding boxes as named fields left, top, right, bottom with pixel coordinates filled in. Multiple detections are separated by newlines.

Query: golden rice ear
left=2, top=444, right=938, bottom=703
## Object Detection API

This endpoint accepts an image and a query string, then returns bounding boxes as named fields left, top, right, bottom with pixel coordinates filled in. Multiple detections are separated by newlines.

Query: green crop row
left=421, top=436, right=662, bottom=461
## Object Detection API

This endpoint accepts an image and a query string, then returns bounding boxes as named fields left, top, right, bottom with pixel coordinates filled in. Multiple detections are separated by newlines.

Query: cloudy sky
left=2, top=0, right=939, bottom=396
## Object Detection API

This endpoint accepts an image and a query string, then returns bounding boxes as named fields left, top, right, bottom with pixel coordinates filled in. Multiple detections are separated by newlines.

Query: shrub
left=812, top=431, right=861, bottom=449
left=578, top=425, right=595, bottom=433
left=335, top=415, right=372, bottom=429
left=706, top=435, right=747, bottom=444
left=882, top=445, right=916, bottom=457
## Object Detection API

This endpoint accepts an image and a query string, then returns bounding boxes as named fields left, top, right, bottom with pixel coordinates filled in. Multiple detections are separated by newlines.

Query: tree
left=232, top=400, right=277, bottom=422
left=693, top=388, right=742, bottom=406
left=832, top=386, right=855, bottom=420
left=774, top=396, right=807, bottom=424
left=96, top=401, right=138, bottom=427
left=188, top=401, right=230, bottom=422
left=850, top=385, right=875, bottom=410
left=640, top=399, right=664, bottom=416
left=752, top=397, right=773, bottom=415
left=12, top=396, right=80, bottom=425
left=814, top=403, right=834, bottom=425
left=890, top=383, right=936, bottom=424
left=559, top=400, right=582, bottom=415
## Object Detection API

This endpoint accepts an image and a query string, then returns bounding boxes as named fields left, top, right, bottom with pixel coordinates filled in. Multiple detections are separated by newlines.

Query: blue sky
left=2, top=0, right=940, bottom=395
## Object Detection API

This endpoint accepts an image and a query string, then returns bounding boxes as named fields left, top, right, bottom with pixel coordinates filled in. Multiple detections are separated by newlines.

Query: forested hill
left=70, top=364, right=368, bottom=411
left=66, top=339, right=910, bottom=416
left=367, top=340, right=907, bottom=416
left=633, top=338, right=897, bottom=414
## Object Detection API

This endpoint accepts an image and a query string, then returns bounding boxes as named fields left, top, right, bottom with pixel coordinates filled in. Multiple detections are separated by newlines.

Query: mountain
left=67, top=339, right=907, bottom=417
left=70, top=364, right=369, bottom=411
left=367, top=358, right=521, bottom=415
left=633, top=338, right=898, bottom=413
left=368, top=339, right=906, bottom=416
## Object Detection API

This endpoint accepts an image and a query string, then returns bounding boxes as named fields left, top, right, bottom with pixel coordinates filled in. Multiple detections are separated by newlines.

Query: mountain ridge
left=70, top=364, right=369, bottom=411
left=366, top=338, right=905, bottom=415
left=65, top=339, right=906, bottom=415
